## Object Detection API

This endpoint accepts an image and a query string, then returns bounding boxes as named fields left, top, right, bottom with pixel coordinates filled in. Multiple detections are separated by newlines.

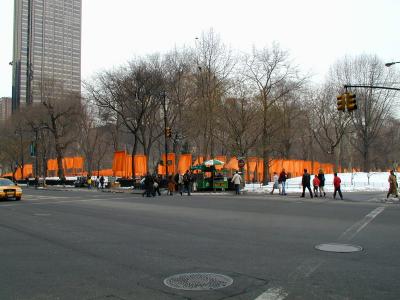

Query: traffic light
left=346, top=93, right=357, bottom=111
left=165, top=127, right=172, bottom=137
left=336, top=94, right=346, bottom=111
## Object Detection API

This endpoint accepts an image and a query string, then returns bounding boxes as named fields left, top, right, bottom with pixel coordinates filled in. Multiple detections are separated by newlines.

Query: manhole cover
left=315, top=243, right=363, bottom=253
left=164, top=273, right=233, bottom=290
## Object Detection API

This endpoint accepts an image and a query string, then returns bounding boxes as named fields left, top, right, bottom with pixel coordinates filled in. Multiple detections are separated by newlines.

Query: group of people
left=87, top=175, right=105, bottom=189
left=269, top=168, right=343, bottom=199
left=142, top=170, right=194, bottom=197
left=300, top=169, right=342, bottom=199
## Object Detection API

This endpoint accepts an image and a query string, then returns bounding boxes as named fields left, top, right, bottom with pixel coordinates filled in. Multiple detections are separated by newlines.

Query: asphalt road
left=0, top=188, right=399, bottom=300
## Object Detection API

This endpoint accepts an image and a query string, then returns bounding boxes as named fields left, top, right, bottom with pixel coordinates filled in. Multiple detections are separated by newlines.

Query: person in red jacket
left=312, top=175, right=320, bottom=197
left=333, top=173, right=343, bottom=200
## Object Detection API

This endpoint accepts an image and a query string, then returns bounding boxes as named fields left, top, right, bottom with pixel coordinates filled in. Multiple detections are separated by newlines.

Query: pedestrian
left=312, top=175, right=320, bottom=197
left=153, top=175, right=161, bottom=196
left=177, top=173, right=184, bottom=196
left=278, top=169, right=287, bottom=195
left=333, top=172, right=343, bottom=200
left=87, top=176, right=92, bottom=189
left=144, top=172, right=154, bottom=197
left=231, top=171, right=242, bottom=195
left=386, top=170, right=398, bottom=198
left=317, top=169, right=326, bottom=197
left=301, top=169, right=313, bottom=198
left=167, top=175, right=175, bottom=196
left=183, top=170, right=192, bottom=196
left=100, top=176, right=105, bottom=189
left=270, top=172, right=279, bottom=194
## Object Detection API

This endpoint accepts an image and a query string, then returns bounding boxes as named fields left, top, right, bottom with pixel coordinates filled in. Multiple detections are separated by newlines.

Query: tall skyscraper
left=0, top=97, right=12, bottom=122
left=12, top=0, right=81, bottom=111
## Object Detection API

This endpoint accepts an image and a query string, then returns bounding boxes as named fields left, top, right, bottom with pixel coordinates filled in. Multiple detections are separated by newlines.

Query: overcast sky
left=1, top=0, right=400, bottom=97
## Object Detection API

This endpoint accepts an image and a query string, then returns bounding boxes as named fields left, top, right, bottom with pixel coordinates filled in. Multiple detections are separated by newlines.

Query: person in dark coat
left=278, top=169, right=287, bottom=195
left=183, top=170, right=192, bottom=196
left=317, top=169, right=326, bottom=197
left=99, top=176, right=105, bottom=189
left=144, top=172, right=154, bottom=197
left=301, top=169, right=313, bottom=198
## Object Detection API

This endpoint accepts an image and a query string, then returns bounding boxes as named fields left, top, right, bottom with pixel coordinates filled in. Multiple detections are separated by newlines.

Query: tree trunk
left=55, top=141, right=64, bottom=180
left=131, top=136, right=138, bottom=178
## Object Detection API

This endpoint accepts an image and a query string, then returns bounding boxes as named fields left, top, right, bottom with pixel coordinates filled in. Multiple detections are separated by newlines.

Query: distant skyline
left=1, top=0, right=400, bottom=97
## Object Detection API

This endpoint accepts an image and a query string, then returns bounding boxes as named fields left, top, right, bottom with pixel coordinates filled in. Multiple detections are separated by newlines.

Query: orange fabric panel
left=225, top=157, right=238, bottom=170
left=63, top=157, right=74, bottom=176
left=73, top=157, right=84, bottom=175
left=125, top=155, right=147, bottom=177
left=245, top=157, right=257, bottom=181
left=13, top=164, right=33, bottom=180
left=47, top=159, right=58, bottom=171
left=63, top=157, right=74, bottom=170
left=112, top=151, right=128, bottom=177
left=2, top=173, right=13, bottom=177
left=97, top=169, right=113, bottom=176
left=134, top=155, right=147, bottom=177
left=158, top=153, right=175, bottom=175
left=177, top=154, right=192, bottom=174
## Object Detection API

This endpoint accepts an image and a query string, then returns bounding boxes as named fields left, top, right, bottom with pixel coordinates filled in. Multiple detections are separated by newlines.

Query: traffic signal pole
left=344, top=84, right=400, bottom=91
left=162, top=92, right=169, bottom=178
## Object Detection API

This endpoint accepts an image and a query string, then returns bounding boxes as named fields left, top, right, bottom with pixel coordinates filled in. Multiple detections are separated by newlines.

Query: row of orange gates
left=4, top=150, right=337, bottom=181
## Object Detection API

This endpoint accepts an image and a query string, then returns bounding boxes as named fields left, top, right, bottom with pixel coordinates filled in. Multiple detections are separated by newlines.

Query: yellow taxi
left=0, top=178, right=22, bottom=201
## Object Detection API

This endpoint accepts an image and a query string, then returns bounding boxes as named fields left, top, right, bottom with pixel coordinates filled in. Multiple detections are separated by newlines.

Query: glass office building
left=12, top=0, right=81, bottom=111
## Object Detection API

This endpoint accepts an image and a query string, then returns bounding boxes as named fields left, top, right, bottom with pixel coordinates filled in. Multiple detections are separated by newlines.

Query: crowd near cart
left=191, top=159, right=229, bottom=191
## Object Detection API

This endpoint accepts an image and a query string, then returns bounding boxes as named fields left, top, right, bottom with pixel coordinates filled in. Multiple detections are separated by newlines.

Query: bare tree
left=243, top=43, right=307, bottom=183
left=307, top=84, right=351, bottom=169
left=329, top=55, right=399, bottom=171
left=40, top=79, right=82, bottom=180
left=85, top=57, right=164, bottom=176
left=192, top=29, right=236, bottom=157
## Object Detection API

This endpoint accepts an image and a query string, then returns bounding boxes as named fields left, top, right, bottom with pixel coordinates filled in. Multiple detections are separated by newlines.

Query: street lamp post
left=162, top=91, right=169, bottom=179
left=385, top=61, right=400, bottom=67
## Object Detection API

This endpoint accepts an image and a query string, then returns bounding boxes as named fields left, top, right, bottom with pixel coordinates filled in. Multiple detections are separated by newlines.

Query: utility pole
left=162, top=91, right=169, bottom=178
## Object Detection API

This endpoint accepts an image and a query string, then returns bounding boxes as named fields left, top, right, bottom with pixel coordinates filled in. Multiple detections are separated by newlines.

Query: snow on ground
left=244, top=172, right=397, bottom=194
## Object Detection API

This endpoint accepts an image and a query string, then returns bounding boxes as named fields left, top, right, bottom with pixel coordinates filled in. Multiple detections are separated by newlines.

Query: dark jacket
left=278, top=171, right=287, bottom=183
left=302, top=172, right=311, bottom=186
left=317, top=173, right=325, bottom=186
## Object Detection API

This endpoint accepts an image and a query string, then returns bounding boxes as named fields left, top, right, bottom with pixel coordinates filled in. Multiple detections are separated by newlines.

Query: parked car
left=0, top=178, right=22, bottom=200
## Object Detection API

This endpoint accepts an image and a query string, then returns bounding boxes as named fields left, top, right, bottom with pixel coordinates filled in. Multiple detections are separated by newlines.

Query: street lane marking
left=255, top=205, right=386, bottom=300
left=0, top=197, right=131, bottom=208
left=255, top=287, right=288, bottom=300
left=338, top=206, right=386, bottom=241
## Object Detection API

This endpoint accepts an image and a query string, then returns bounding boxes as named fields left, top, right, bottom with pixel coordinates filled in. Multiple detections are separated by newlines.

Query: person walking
left=301, top=169, right=313, bottom=198
left=183, top=170, right=192, bottom=196
left=99, top=176, right=105, bottom=189
left=167, top=175, right=175, bottom=196
left=177, top=173, right=184, bottom=196
left=231, top=171, right=242, bottom=195
left=270, top=172, right=279, bottom=194
left=333, top=172, right=343, bottom=200
left=386, top=170, right=398, bottom=198
left=144, top=172, right=154, bottom=197
left=278, top=169, right=287, bottom=195
left=312, top=175, right=320, bottom=197
left=153, top=175, right=161, bottom=196
left=317, top=169, right=326, bottom=197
